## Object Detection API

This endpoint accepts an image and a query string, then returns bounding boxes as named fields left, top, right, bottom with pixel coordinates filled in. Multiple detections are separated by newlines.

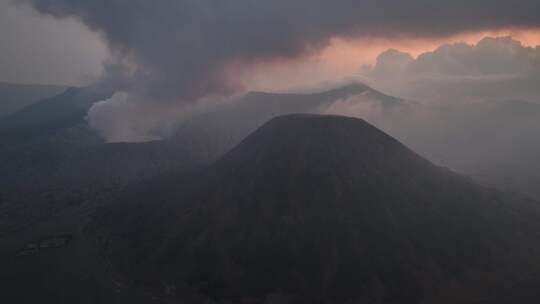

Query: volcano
left=94, top=114, right=540, bottom=304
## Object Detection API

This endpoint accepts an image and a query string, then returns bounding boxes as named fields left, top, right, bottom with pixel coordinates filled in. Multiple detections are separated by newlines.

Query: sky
left=245, top=29, right=540, bottom=92
left=2, top=0, right=540, bottom=141
left=2, top=0, right=539, bottom=90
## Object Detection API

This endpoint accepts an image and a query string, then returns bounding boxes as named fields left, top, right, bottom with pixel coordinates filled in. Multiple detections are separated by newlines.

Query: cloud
left=370, top=37, right=540, bottom=77
left=0, top=1, right=108, bottom=86
left=20, top=0, right=540, bottom=140
left=86, top=91, right=229, bottom=142
left=86, top=92, right=146, bottom=142
left=370, top=49, right=415, bottom=79
left=365, top=37, right=540, bottom=103
left=23, top=1, right=540, bottom=100
left=86, top=92, right=183, bottom=142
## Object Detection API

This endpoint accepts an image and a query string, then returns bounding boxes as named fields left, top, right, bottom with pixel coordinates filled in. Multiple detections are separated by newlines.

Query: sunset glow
left=245, top=28, right=540, bottom=92
left=320, top=28, right=540, bottom=70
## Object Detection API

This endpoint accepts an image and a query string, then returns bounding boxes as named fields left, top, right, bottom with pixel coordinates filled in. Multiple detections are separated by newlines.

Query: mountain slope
left=93, top=114, right=540, bottom=303
left=0, top=87, right=110, bottom=146
left=0, top=84, right=389, bottom=243
left=0, top=82, right=66, bottom=117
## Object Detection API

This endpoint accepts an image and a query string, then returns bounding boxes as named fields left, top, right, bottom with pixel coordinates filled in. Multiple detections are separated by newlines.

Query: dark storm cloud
left=23, top=0, right=540, bottom=103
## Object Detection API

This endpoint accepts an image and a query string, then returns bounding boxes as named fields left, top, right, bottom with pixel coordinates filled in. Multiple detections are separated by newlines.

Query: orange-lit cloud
left=323, top=28, right=540, bottom=64
left=245, top=28, right=540, bottom=93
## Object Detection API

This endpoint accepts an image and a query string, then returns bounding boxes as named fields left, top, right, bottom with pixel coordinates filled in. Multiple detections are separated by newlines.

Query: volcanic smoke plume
left=21, top=0, right=540, bottom=141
